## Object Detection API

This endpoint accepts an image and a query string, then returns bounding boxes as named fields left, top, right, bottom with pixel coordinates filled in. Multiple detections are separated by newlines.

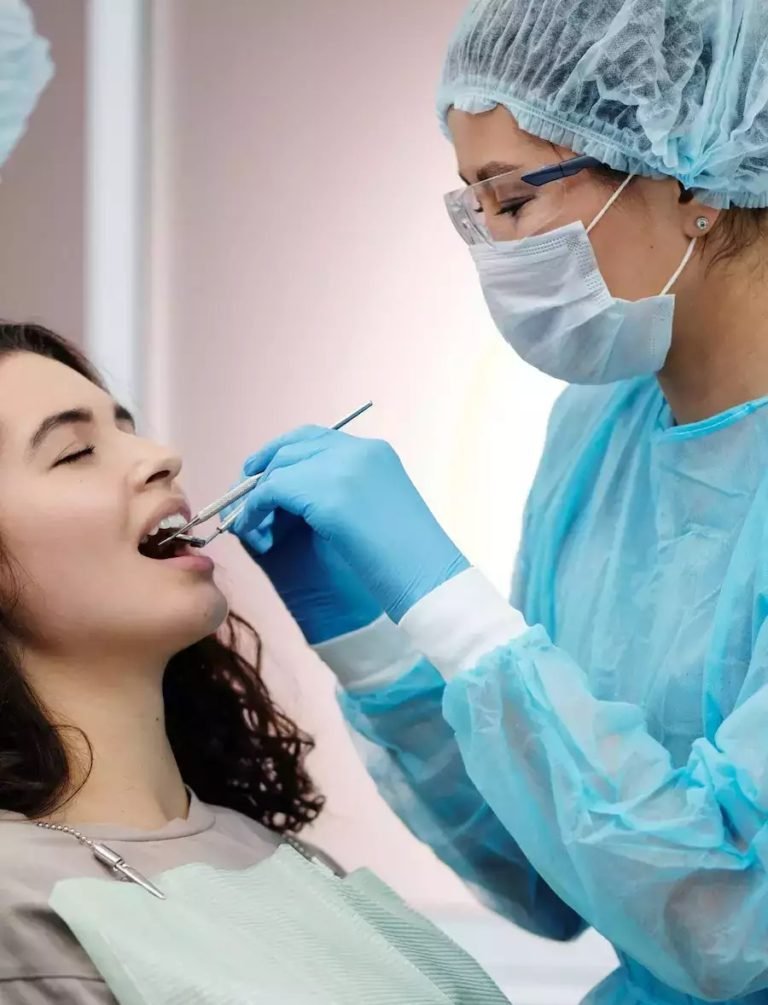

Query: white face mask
left=470, top=177, right=698, bottom=385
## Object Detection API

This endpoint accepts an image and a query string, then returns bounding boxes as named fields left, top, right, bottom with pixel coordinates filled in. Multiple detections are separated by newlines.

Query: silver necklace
left=34, top=824, right=331, bottom=902
left=36, top=821, right=166, bottom=899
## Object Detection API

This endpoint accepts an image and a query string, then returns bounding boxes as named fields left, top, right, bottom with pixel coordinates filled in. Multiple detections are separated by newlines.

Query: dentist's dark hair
left=0, top=322, right=323, bottom=831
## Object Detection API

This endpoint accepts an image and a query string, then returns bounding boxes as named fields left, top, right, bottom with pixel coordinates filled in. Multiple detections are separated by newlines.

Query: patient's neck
left=23, top=647, right=188, bottom=830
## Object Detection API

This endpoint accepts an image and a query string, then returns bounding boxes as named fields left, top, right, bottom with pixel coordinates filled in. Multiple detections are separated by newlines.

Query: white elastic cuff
left=399, top=568, right=528, bottom=681
left=313, top=615, right=421, bottom=693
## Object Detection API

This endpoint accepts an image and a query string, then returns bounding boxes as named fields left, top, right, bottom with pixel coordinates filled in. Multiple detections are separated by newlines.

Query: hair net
left=438, top=0, right=768, bottom=209
left=0, top=0, right=52, bottom=168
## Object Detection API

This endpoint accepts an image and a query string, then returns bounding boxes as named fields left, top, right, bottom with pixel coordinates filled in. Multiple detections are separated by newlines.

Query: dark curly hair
left=0, top=322, right=323, bottom=832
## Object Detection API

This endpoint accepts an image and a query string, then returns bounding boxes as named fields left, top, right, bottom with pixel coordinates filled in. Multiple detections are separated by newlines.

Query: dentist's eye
left=54, top=445, right=95, bottom=467
left=496, top=199, right=531, bottom=218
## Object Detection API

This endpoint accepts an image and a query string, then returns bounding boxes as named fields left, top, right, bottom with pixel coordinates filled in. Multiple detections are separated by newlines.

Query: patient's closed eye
left=53, top=445, right=96, bottom=467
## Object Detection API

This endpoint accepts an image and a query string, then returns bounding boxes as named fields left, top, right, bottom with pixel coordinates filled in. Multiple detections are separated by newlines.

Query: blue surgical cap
left=0, top=0, right=52, bottom=168
left=438, top=0, right=768, bottom=209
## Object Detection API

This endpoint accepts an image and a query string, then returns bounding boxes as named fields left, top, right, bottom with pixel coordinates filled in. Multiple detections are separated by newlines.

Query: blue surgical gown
left=340, top=377, right=768, bottom=1005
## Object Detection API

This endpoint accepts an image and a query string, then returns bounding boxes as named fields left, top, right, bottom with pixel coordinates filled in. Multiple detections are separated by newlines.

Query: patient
left=0, top=323, right=508, bottom=1004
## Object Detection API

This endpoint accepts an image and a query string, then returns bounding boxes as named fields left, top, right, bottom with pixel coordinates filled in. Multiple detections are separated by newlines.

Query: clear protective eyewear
left=444, top=155, right=602, bottom=246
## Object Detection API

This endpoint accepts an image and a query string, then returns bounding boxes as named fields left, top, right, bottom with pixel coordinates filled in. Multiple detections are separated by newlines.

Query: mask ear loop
left=660, top=238, right=697, bottom=295
left=584, top=170, right=699, bottom=295
left=586, top=173, right=636, bottom=235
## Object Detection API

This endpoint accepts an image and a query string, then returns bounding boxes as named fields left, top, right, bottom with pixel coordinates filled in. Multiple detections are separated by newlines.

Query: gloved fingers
left=225, top=504, right=307, bottom=556
left=235, top=433, right=418, bottom=547
left=231, top=428, right=339, bottom=548
left=253, top=435, right=335, bottom=480
left=228, top=509, right=276, bottom=553
left=262, top=509, right=305, bottom=551
left=241, top=425, right=334, bottom=479
left=231, top=463, right=322, bottom=542
left=222, top=474, right=282, bottom=549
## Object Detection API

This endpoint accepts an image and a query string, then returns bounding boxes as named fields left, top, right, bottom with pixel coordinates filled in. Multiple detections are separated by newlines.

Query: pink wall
left=0, top=0, right=84, bottom=342
left=149, top=0, right=486, bottom=904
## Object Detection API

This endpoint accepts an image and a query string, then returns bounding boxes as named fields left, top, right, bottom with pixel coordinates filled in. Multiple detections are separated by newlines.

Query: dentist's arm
left=319, top=617, right=586, bottom=940
left=232, top=425, right=768, bottom=998
left=230, top=433, right=585, bottom=939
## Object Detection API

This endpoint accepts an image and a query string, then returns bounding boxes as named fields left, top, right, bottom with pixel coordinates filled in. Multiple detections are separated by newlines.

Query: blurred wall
left=148, top=0, right=563, bottom=905
left=0, top=0, right=85, bottom=341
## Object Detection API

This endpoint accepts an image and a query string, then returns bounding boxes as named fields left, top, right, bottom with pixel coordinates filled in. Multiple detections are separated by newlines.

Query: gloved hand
left=233, top=506, right=383, bottom=645
left=229, top=427, right=469, bottom=623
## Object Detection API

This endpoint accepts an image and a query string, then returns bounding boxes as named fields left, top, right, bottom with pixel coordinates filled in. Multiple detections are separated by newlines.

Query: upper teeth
left=141, top=512, right=187, bottom=544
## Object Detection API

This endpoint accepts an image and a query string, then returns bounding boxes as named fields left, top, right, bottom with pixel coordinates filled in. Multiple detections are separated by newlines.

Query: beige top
left=0, top=793, right=290, bottom=1003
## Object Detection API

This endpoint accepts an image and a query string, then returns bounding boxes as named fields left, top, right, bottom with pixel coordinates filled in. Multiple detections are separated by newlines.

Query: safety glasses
left=444, top=155, right=602, bottom=246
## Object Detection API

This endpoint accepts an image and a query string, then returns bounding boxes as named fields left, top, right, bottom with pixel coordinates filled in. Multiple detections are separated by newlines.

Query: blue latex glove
left=229, top=427, right=469, bottom=623
left=234, top=506, right=383, bottom=645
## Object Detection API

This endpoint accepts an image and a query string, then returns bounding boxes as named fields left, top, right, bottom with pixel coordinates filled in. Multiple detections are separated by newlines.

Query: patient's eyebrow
left=27, top=403, right=135, bottom=455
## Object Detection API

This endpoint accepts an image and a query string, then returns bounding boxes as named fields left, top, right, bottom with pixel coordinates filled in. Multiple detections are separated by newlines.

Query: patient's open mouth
left=138, top=513, right=189, bottom=560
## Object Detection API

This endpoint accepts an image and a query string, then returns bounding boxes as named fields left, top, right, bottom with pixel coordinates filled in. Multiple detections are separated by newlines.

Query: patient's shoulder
left=0, top=819, right=104, bottom=983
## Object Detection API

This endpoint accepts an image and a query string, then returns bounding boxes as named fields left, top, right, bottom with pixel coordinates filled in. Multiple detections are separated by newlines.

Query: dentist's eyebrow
left=460, top=161, right=522, bottom=185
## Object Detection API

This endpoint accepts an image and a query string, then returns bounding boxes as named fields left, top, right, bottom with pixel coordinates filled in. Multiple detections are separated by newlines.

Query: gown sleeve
left=318, top=615, right=587, bottom=941
left=396, top=566, right=768, bottom=1001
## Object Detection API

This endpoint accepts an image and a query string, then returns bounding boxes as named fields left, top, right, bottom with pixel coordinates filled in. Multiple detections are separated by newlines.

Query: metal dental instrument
left=160, top=401, right=374, bottom=551
left=173, top=534, right=208, bottom=548
left=178, top=491, right=259, bottom=549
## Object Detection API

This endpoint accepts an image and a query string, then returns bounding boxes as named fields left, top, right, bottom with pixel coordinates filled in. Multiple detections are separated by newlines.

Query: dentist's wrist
left=399, top=567, right=529, bottom=680
left=386, top=552, right=472, bottom=624
left=313, top=615, right=421, bottom=693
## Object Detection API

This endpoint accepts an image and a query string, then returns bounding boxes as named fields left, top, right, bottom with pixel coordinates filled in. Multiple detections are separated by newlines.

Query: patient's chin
left=177, top=589, right=229, bottom=647
left=149, top=586, right=230, bottom=657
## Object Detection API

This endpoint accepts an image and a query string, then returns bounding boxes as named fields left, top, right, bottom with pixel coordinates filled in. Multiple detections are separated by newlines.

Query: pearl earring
left=696, top=216, right=710, bottom=231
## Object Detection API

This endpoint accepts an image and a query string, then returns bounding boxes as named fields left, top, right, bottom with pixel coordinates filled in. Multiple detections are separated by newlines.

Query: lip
left=137, top=497, right=193, bottom=546
left=161, top=552, right=215, bottom=575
